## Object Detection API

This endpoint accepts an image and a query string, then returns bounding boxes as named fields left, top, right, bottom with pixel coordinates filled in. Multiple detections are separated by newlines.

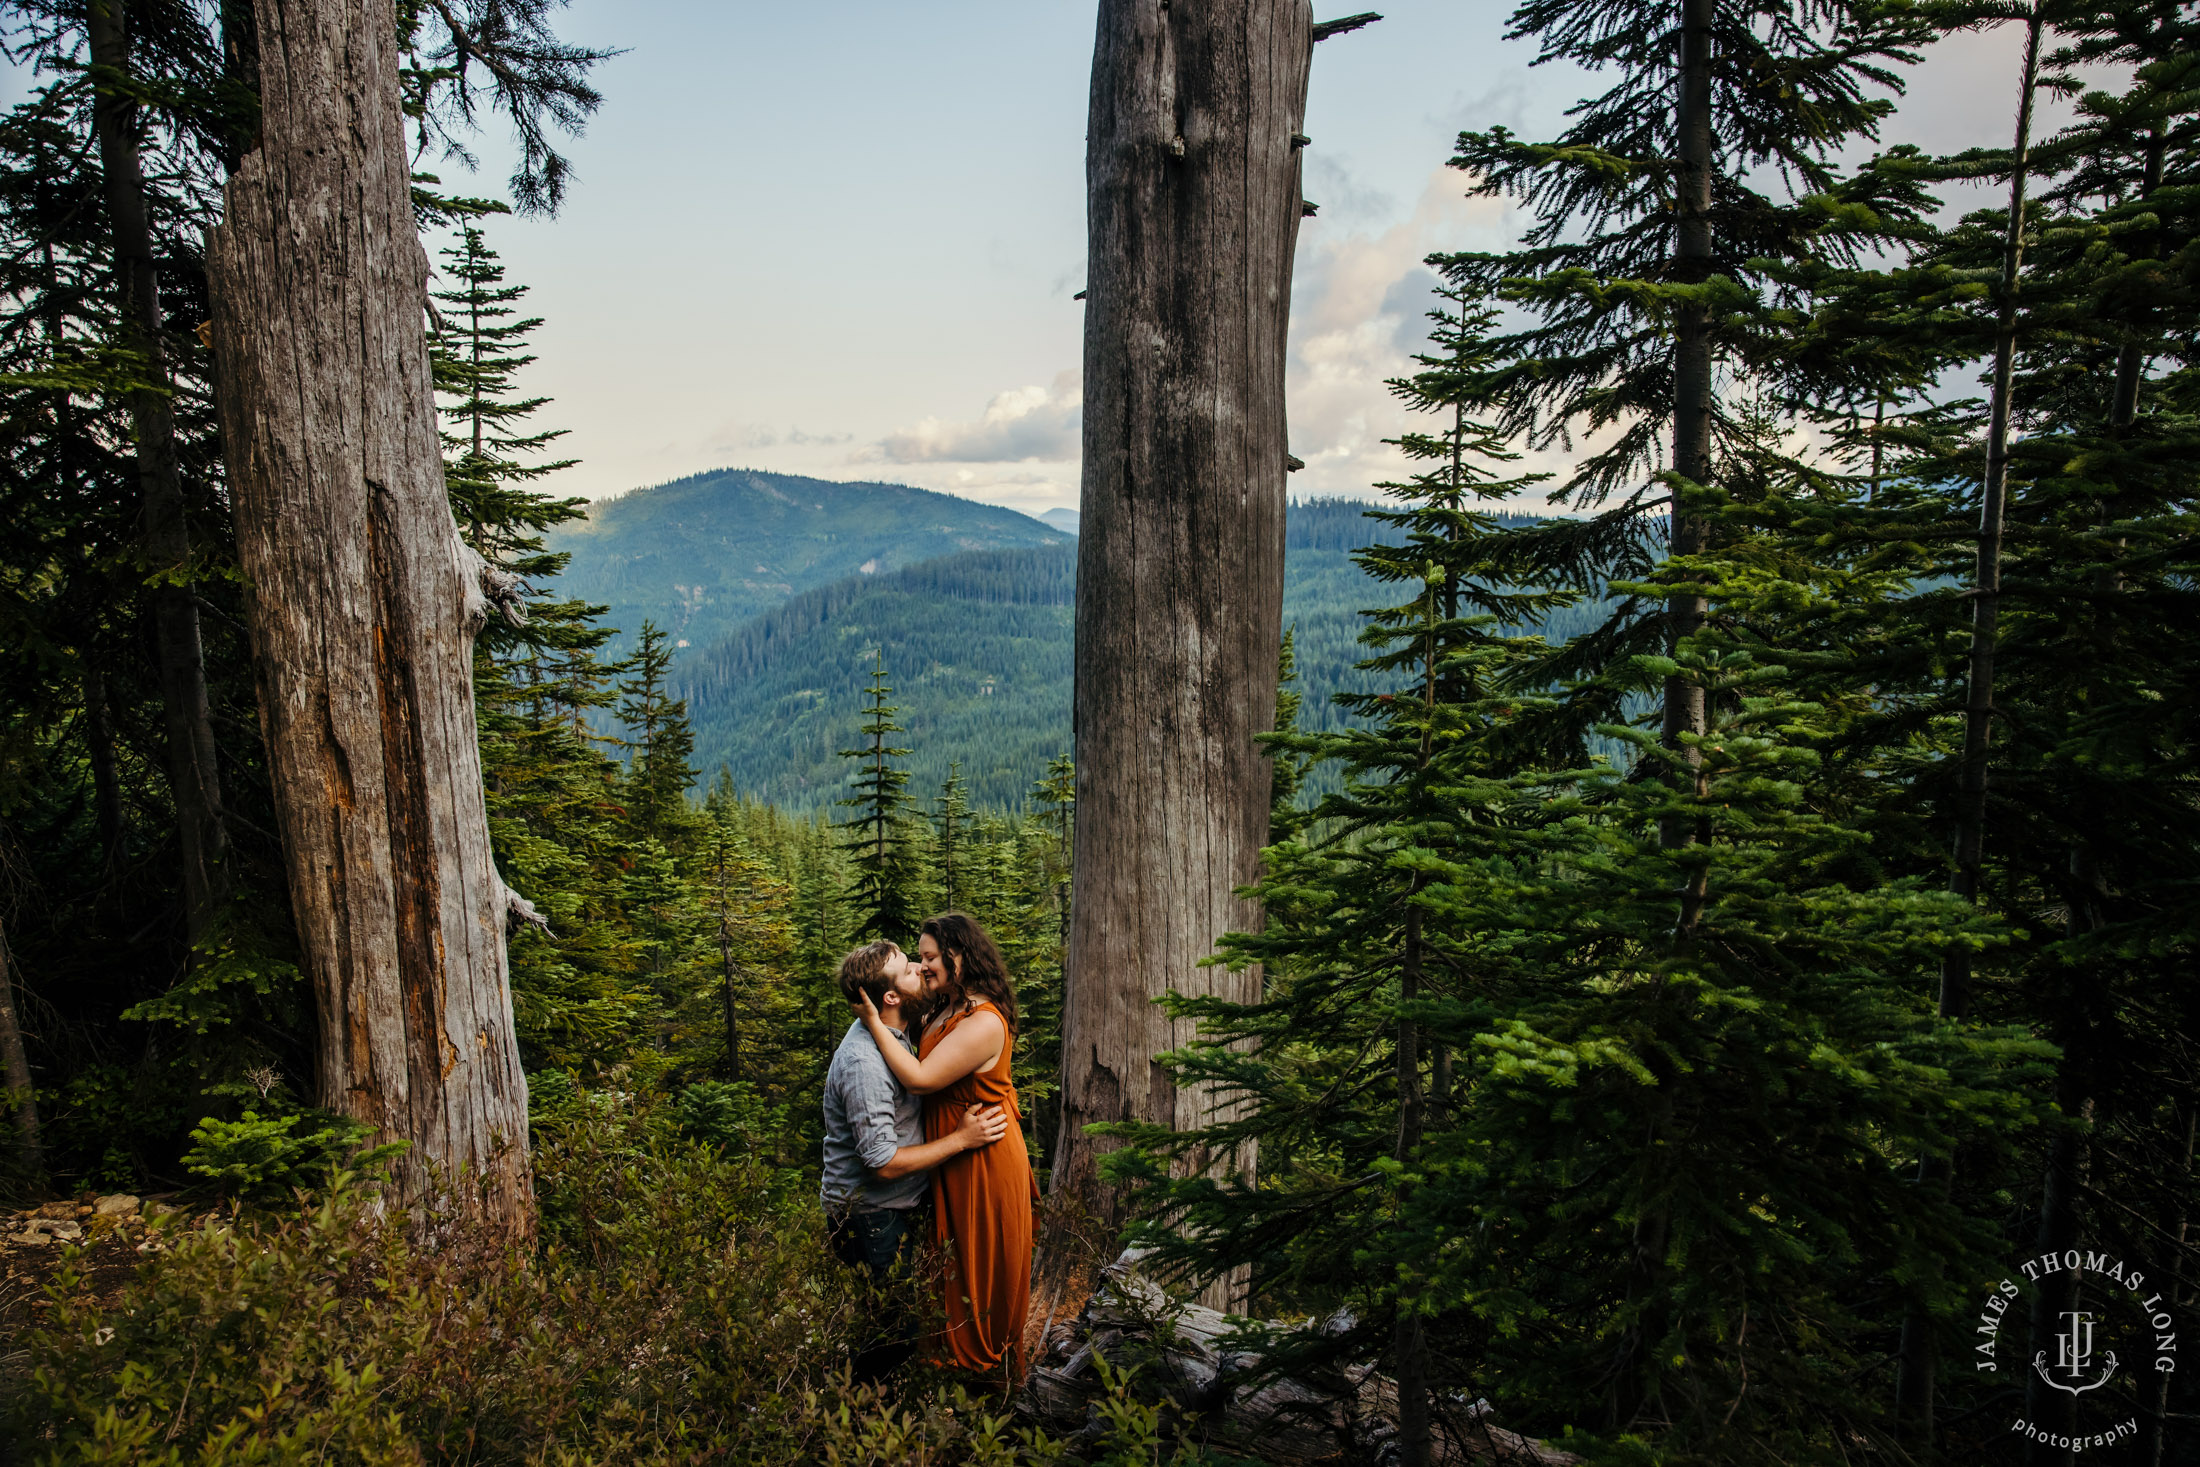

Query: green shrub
left=11, top=1106, right=1104, bottom=1465
left=180, top=1108, right=386, bottom=1200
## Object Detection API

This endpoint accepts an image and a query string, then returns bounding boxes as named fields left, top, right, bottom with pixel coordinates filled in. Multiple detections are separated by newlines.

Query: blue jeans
left=829, top=1204, right=923, bottom=1279
left=829, top=1205, right=925, bottom=1379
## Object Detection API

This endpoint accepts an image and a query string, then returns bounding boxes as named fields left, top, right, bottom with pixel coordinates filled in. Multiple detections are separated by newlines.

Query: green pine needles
left=837, top=650, right=924, bottom=941
left=1102, top=294, right=2058, bottom=1462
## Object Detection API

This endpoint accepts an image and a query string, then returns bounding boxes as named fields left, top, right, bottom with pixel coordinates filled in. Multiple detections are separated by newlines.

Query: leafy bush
left=13, top=1104, right=1206, bottom=1465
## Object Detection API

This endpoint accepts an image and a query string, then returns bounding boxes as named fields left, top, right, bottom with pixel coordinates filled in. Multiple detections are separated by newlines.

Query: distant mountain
left=675, top=499, right=1605, bottom=812
left=1037, top=507, right=1080, bottom=535
left=679, top=548, right=1077, bottom=811
left=545, top=467, right=1071, bottom=657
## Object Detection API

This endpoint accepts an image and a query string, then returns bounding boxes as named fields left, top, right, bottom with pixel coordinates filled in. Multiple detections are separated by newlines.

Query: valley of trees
left=0, top=0, right=2195, bottom=1464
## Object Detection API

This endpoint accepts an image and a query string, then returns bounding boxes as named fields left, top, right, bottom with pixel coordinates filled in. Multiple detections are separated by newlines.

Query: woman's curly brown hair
left=921, top=911, right=1019, bottom=1035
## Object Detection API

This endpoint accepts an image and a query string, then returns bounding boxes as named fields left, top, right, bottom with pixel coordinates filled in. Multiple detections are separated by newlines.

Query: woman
left=857, top=911, right=1036, bottom=1378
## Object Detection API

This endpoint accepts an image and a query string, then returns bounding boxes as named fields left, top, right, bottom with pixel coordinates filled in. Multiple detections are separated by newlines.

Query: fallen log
left=1018, top=1252, right=1581, bottom=1465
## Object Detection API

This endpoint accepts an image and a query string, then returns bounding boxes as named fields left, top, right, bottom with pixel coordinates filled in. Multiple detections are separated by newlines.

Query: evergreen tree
left=431, top=213, right=581, bottom=559
left=836, top=652, right=919, bottom=941
left=932, top=761, right=971, bottom=914
left=1109, top=292, right=2051, bottom=1462
left=616, top=621, right=699, bottom=845
left=1033, top=753, right=1074, bottom=952
left=1442, top=0, right=1931, bottom=818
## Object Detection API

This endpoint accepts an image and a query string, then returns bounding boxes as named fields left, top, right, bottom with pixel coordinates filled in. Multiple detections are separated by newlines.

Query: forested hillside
left=675, top=500, right=1608, bottom=810
left=546, top=467, right=1070, bottom=657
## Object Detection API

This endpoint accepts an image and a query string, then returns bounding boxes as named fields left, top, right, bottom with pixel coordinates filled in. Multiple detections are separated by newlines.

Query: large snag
left=206, top=0, right=531, bottom=1229
left=1054, top=0, right=1312, bottom=1263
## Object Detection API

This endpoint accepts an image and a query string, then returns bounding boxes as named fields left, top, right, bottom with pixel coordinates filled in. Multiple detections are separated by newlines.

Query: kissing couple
left=820, top=911, right=1037, bottom=1381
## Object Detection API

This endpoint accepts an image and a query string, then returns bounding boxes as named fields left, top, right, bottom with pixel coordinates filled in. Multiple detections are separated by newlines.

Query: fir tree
left=1441, top=0, right=1931, bottom=828
left=1109, top=292, right=2052, bottom=1461
left=836, top=651, right=919, bottom=941
left=431, top=213, right=581, bottom=561
left=616, top=621, right=699, bottom=844
left=932, top=760, right=971, bottom=914
left=1033, top=753, right=1075, bottom=951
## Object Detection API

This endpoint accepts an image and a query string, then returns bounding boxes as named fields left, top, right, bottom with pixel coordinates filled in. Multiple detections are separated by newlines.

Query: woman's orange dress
left=921, top=999, right=1036, bottom=1377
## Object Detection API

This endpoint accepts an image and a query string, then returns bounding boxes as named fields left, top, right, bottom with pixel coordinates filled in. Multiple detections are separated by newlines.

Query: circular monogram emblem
left=1973, top=1246, right=2179, bottom=1452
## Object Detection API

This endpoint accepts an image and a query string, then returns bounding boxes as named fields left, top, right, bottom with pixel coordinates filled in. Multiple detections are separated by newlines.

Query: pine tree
left=1033, top=753, right=1074, bottom=952
left=431, top=215, right=580, bottom=558
left=932, top=761, right=971, bottom=914
left=836, top=652, right=919, bottom=941
left=1110, top=292, right=2050, bottom=1461
left=616, top=621, right=699, bottom=845
left=1441, top=0, right=1931, bottom=827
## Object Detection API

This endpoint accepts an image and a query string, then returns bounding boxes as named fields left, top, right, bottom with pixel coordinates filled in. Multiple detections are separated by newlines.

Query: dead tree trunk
left=1054, top=0, right=1312, bottom=1304
left=205, top=0, right=532, bottom=1232
left=88, top=0, right=231, bottom=946
left=0, top=923, right=40, bottom=1164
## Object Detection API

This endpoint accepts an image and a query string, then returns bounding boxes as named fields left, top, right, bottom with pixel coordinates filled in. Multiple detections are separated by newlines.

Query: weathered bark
left=1658, top=0, right=1715, bottom=860
left=1896, top=13, right=2043, bottom=1440
left=1055, top=0, right=1312, bottom=1309
left=0, top=926, right=40, bottom=1162
left=89, top=0, right=231, bottom=946
left=205, top=0, right=531, bottom=1230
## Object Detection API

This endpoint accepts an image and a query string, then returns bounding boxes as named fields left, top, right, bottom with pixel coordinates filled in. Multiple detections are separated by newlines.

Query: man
left=822, top=938, right=1005, bottom=1283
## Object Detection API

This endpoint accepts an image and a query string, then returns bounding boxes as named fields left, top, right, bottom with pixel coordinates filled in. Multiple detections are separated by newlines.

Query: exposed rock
left=17, top=1217, right=84, bottom=1244
left=93, top=1194, right=141, bottom=1218
left=1019, top=1252, right=1580, bottom=1466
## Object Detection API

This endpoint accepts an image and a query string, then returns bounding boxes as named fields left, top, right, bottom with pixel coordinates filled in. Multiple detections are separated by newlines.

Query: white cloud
left=1280, top=166, right=1520, bottom=500
left=872, top=370, right=1083, bottom=464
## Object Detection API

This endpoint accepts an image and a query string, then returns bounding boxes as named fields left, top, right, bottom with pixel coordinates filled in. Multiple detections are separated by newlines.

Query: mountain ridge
left=548, top=466, right=1068, bottom=656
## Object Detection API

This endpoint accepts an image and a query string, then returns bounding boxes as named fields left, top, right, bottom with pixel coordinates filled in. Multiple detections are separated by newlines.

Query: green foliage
left=836, top=652, right=923, bottom=941
left=180, top=1109, right=393, bottom=1202
left=15, top=1112, right=882, bottom=1463
left=680, top=517, right=1616, bottom=813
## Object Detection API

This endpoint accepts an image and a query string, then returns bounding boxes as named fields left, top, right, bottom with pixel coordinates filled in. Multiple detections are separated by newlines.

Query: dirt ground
left=0, top=1192, right=196, bottom=1395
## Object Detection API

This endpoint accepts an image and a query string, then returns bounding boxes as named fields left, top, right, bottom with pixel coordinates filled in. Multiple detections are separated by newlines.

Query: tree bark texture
left=205, top=0, right=531, bottom=1230
left=0, top=927, right=40, bottom=1160
left=1658, top=0, right=1714, bottom=856
left=89, top=0, right=232, bottom=945
left=1055, top=0, right=1311, bottom=1260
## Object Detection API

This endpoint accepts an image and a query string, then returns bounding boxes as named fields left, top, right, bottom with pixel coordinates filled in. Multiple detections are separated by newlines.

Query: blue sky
left=458, top=2, right=2050, bottom=515
left=10, top=2, right=2062, bottom=515
left=460, top=0, right=1587, bottom=510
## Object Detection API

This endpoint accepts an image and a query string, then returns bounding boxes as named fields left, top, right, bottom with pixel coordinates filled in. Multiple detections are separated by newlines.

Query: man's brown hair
left=836, top=939, right=902, bottom=1010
